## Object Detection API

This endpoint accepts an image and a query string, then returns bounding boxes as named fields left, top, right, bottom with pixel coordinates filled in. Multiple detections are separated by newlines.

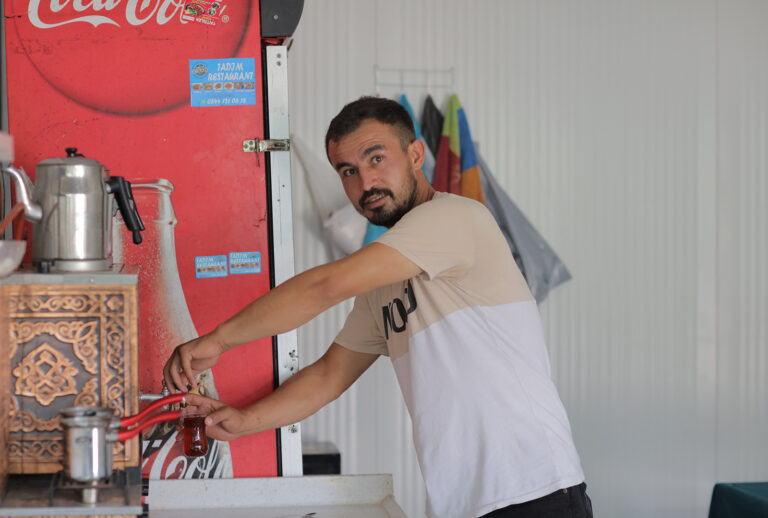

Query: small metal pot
left=60, top=393, right=185, bottom=485
left=60, top=408, right=115, bottom=483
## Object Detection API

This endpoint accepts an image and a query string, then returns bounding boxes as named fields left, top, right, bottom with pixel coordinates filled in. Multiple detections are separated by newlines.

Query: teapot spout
left=2, top=166, right=42, bottom=222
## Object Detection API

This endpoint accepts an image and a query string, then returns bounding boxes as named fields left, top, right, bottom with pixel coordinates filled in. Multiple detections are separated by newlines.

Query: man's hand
left=163, top=334, right=226, bottom=393
left=183, top=393, right=252, bottom=441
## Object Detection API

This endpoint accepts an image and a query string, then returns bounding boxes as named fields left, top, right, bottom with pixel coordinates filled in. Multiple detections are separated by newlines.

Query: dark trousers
left=480, top=483, right=593, bottom=518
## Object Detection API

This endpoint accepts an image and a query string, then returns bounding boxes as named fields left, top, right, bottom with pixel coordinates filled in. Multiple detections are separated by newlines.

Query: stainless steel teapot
left=2, top=148, right=144, bottom=272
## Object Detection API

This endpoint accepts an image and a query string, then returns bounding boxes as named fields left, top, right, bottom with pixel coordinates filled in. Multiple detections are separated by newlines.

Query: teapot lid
left=37, top=147, right=104, bottom=168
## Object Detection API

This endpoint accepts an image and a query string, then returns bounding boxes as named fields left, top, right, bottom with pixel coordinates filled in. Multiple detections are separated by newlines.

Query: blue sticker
left=189, top=58, right=257, bottom=108
left=195, top=255, right=228, bottom=278
left=229, top=252, right=261, bottom=274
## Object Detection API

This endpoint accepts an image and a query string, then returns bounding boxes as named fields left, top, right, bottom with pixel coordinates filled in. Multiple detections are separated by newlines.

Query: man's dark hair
left=325, top=96, right=417, bottom=157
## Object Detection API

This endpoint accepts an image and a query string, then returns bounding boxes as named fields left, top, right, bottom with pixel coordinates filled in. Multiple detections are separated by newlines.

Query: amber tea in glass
left=182, top=413, right=208, bottom=457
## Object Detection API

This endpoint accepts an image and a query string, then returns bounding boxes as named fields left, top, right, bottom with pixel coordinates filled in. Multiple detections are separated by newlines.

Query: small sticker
left=229, top=252, right=261, bottom=275
left=195, top=255, right=228, bottom=279
left=189, top=58, right=257, bottom=108
left=182, top=0, right=228, bottom=26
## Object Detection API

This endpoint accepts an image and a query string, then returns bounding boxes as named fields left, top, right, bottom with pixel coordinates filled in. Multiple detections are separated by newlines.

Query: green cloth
left=709, top=482, right=768, bottom=518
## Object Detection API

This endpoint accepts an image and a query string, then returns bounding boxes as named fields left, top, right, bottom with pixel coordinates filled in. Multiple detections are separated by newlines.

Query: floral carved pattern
left=74, top=378, right=100, bottom=407
left=105, top=295, right=123, bottom=313
left=9, top=294, right=100, bottom=314
left=10, top=408, right=61, bottom=433
left=12, top=343, right=79, bottom=406
left=11, top=321, right=99, bottom=375
left=9, top=388, right=62, bottom=432
left=8, top=439, right=63, bottom=460
left=71, top=322, right=99, bottom=374
left=103, top=315, right=126, bottom=409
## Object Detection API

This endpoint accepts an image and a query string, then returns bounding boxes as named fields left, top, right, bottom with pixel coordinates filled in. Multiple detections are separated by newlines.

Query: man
left=164, top=97, right=592, bottom=518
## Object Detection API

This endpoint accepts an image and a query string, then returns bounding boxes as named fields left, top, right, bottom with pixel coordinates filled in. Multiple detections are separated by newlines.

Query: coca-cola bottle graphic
left=7, top=0, right=251, bottom=115
left=114, top=178, right=232, bottom=479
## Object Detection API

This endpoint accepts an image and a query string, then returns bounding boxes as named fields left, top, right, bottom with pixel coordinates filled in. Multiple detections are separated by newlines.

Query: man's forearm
left=212, top=262, right=345, bottom=352
left=210, top=243, right=422, bottom=353
left=234, top=358, right=342, bottom=436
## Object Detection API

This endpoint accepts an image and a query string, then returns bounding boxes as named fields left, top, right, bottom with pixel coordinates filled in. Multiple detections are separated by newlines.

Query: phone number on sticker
left=201, top=97, right=250, bottom=106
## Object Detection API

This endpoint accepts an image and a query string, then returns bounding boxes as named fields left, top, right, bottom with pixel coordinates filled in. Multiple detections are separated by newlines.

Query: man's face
left=328, top=120, right=420, bottom=228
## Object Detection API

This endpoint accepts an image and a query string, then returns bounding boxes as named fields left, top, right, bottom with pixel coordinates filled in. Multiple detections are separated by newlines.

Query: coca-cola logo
left=7, top=0, right=253, bottom=114
left=28, top=0, right=194, bottom=28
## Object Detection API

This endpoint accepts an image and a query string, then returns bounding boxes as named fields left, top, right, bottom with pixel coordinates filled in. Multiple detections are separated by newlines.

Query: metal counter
left=147, top=475, right=407, bottom=518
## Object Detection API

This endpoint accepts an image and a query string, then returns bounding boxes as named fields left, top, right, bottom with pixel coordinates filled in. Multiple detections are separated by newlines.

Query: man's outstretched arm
left=164, top=242, right=420, bottom=392
left=183, top=343, right=379, bottom=441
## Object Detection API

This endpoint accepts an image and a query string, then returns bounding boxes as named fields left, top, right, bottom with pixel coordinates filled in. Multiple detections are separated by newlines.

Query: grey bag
left=477, top=152, right=571, bottom=304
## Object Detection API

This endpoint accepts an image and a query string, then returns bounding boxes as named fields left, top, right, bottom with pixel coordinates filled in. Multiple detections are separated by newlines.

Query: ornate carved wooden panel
left=3, top=284, right=138, bottom=474
left=0, top=286, right=9, bottom=495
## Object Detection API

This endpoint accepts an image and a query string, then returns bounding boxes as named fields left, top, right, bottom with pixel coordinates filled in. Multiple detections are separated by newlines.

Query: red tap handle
left=119, top=393, right=185, bottom=428
left=117, top=410, right=182, bottom=442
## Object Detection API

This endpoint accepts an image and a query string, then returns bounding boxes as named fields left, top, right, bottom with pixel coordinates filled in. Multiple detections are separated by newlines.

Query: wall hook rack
left=374, top=65, right=455, bottom=94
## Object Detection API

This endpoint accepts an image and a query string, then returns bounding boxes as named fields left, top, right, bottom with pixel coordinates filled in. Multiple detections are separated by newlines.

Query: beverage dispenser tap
left=139, top=380, right=171, bottom=402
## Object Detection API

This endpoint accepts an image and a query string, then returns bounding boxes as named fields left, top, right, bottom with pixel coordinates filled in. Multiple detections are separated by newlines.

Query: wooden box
left=1, top=268, right=139, bottom=475
left=0, top=283, right=9, bottom=495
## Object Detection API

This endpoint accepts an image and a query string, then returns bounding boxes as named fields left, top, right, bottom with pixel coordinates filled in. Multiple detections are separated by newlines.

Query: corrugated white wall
left=286, top=1, right=768, bottom=517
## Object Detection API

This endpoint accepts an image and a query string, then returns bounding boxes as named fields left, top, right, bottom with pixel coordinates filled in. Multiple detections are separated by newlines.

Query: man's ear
left=408, top=138, right=426, bottom=170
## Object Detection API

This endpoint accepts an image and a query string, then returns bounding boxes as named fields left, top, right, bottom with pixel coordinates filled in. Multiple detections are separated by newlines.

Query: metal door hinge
left=243, top=138, right=290, bottom=153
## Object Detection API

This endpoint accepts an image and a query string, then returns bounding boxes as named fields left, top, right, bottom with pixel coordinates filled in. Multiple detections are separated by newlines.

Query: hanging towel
left=398, top=94, right=422, bottom=139
left=477, top=151, right=571, bottom=303
left=420, top=94, right=444, bottom=157
left=433, top=94, right=484, bottom=204
left=400, top=93, right=436, bottom=183
left=456, top=106, right=484, bottom=203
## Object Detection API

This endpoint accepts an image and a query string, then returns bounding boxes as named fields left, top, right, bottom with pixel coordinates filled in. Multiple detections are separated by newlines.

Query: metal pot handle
left=116, top=410, right=181, bottom=442
left=119, top=393, right=185, bottom=427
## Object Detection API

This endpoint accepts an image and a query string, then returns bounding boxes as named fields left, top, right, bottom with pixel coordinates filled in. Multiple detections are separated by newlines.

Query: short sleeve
left=375, top=193, right=478, bottom=280
left=334, top=295, right=389, bottom=356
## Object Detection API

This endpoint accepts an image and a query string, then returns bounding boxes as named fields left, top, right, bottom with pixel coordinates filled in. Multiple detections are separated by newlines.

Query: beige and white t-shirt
left=335, top=192, right=584, bottom=518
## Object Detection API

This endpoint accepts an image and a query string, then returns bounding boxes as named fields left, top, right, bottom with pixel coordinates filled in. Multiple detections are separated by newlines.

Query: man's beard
left=359, top=169, right=419, bottom=228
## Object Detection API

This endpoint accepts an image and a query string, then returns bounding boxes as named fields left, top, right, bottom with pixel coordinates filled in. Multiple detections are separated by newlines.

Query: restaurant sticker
left=189, top=58, right=256, bottom=108
left=229, top=251, right=261, bottom=274
left=195, top=255, right=228, bottom=278
left=182, top=0, right=229, bottom=27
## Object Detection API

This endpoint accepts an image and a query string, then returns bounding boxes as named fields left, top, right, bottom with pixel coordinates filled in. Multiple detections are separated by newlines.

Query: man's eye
left=372, top=156, right=383, bottom=164
left=343, top=168, right=357, bottom=177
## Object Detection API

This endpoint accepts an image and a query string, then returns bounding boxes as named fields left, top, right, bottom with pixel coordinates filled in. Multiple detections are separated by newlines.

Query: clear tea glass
left=181, top=410, right=209, bottom=457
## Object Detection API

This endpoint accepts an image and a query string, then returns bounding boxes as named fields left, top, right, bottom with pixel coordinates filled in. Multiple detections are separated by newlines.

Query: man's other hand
left=163, top=334, right=226, bottom=393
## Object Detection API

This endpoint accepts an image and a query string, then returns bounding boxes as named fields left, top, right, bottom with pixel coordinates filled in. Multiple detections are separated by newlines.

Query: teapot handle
left=107, top=176, right=145, bottom=244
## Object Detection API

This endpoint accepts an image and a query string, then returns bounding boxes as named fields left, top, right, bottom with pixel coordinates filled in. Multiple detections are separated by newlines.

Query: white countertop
left=147, top=474, right=407, bottom=518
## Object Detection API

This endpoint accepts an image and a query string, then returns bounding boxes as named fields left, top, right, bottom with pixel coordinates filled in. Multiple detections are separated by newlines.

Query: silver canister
left=60, top=407, right=116, bottom=486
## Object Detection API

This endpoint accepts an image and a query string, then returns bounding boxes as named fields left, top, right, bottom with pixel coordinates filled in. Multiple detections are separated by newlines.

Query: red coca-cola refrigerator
left=1, top=0, right=304, bottom=479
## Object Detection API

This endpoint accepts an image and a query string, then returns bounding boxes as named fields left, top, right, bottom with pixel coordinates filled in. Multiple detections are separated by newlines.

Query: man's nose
left=358, top=166, right=379, bottom=191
